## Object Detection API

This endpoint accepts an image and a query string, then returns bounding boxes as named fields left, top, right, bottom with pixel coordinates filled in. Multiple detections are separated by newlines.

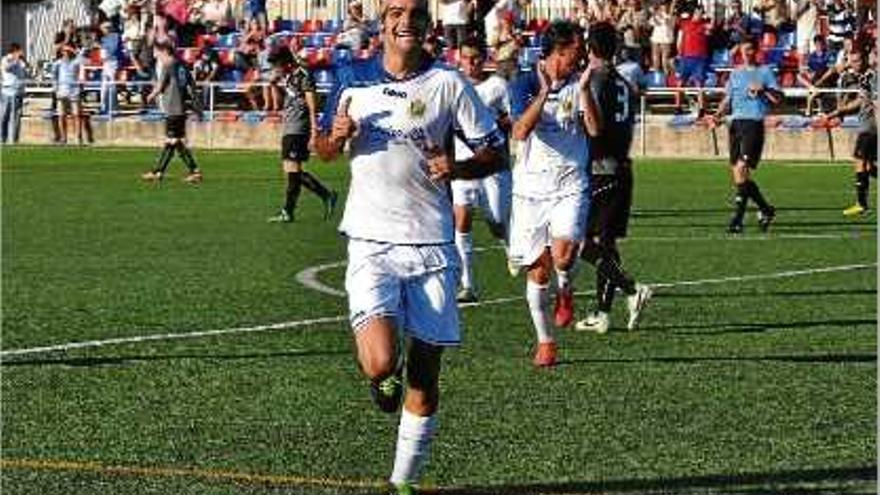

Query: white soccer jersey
left=510, top=73, right=590, bottom=199
left=324, top=58, right=500, bottom=244
left=454, top=74, right=510, bottom=161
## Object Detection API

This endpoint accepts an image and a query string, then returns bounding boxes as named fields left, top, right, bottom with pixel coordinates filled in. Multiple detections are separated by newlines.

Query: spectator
left=123, top=4, right=147, bottom=54
left=131, top=25, right=157, bottom=109
left=676, top=3, right=710, bottom=112
left=98, top=0, right=125, bottom=30
left=258, top=40, right=281, bottom=112
left=242, top=18, right=266, bottom=47
left=193, top=42, right=221, bottom=84
left=796, top=0, right=822, bottom=58
left=649, top=1, right=674, bottom=72
left=618, top=0, right=648, bottom=48
left=617, top=45, right=645, bottom=94
left=98, top=21, right=122, bottom=114
left=755, top=0, right=792, bottom=35
left=1, top=43, right=27, bottom=144
left=573, top=0, right=592, bottom=29
left=337, top=1, right=369, bottom=49
left=52, top=44, right=85, bottom=144
left=799, top=34, right=836, bottom=113
left=827, top=0, right=857, bottom=52
left=242, top=0, right=268, bottom=30
left=54, top=19, right=81, bottom=57
left=484, top=0, right=527, bottom=48
left=440, top=0, right=474, bottom=49
left=202, top=0, right=233, bottom=34
left=726, top=0, right=761, bottom=47
left=235, top=38, right=260, bottom=109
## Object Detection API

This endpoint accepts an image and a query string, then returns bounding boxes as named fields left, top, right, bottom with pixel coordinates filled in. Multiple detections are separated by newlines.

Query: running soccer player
left=823, top=49, right=876, bottom=216
left=141, top=41, right=203, bottom=184
left=508, top=20, right=589, bottom=367
left=710, top=37, right=782, bottom=234
left=573, top=22, right=653, bottom=335
left=314, top=0, right=507, bottom=492
left=451, top=37, right=513, bottom=303
left=268, top=56, right=337, bottom=223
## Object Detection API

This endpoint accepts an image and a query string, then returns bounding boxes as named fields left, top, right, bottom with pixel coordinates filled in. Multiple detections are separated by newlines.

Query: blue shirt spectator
left=100, top=30, right=123, bottom=63
left=53, top=50, right=82, bottom=97
left=726, top=65, right=779, bottom=121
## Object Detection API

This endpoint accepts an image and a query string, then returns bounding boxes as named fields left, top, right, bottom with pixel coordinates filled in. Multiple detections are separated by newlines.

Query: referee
left=711, top=37, right=782, bottom=234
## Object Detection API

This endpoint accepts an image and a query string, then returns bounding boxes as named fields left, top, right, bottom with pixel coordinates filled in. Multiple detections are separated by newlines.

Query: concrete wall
left=15, top=116, right=856, bottom=162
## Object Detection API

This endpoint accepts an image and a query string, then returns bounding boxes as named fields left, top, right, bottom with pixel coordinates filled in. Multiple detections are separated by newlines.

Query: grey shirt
left=589, top=64, right=635, bottom=175
left=857, top=69, right=877, bottom=133
left=156, top=59, right=185, bottom=116
left=281, top=65, right=316, bottom=136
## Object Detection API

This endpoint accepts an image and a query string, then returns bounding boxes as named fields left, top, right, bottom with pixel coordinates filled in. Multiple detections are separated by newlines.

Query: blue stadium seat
left=324, top=19, right=342, bottom=33
left=290, top=19, right=302, bottom=32
left=668, top=114, right=697, bottom=128
left=710, top=49, right=731, bottom=69
left=333, top=48, right=353, bottom=66
left=704, top=71, right=719, bottom=88
left=241, top=111, right=265, bottom=124
left=645, top=70, right=666, bottom=89
left=780, top=115, right=810, bottom=130
left=278, top=19, right=294, bottom=32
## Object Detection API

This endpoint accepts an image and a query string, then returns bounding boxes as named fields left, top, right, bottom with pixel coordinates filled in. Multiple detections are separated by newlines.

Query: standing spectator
left=235, top=39, right=261, bottom=109
left=484, top=0, right=527, bottom=47
left=202, top=0, right=233, bottom=34
left=796, top=0, right=822, bottom=59
left=799, top=35, right=836, bottom=113
left=54, top=19, right=82, bottom=56
left=258, top=40, right=281, bottom=112
left=1, top=43, right=27, bottom=144
left=98, top=21, right=122, bottom=115
left=440, top=0, right=473, bottom=49
left=755, top=0, right=792, bottom=35
left=98, top=0, right=125, bottom=30
left=827, top=0, right=857, bottom=52
left=617, top=0, right=648, bottom=48
left=676, top=3, right=710, bottom=112
left=338, top=0, right=370, bottom=49
left=132, top=25, right=157, bottom=109
left=243, top=0, right=268, bottom=30
left=726, top=0, right=761, bottom=48
left=649, top=1, right=674, bottom=73
left=52, top=45, right=85, bottom=145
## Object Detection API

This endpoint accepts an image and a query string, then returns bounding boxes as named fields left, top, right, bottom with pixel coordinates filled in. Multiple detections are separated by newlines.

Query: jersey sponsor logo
left=408, top=99, right=426, bottom=118
left=383, top=87, right=408, bottom=99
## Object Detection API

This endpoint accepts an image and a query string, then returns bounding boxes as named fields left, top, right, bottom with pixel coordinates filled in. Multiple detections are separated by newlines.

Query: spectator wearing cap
left=827, top=0, right=857, bottom=52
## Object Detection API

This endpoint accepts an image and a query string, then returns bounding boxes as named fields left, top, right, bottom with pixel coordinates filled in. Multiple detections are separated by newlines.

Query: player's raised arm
left=315, top=94, right=356, bottom=161
left=511, top=65, right=549, bottom=141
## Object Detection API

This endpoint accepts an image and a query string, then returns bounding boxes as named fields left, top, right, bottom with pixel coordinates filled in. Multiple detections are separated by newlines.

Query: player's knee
left=359, top=349, right=397, bottom=381
left=527, top=261, right=551, bottom=285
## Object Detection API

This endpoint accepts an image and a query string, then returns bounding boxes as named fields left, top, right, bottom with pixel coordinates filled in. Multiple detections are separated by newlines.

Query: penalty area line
left=0, top=458, right=385, bottom=491
left=1, top=262, right=875, bottom=358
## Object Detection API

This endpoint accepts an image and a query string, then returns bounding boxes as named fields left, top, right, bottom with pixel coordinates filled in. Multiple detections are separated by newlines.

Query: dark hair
left=740, top=36, right=758, bottom=49
left=459, top=36, right=486, bottom=59
left=541, top=20, right=584, bottom=58
left=588, top=21, right=618, bottom=60
left=9, top=43, right=21, bottom=53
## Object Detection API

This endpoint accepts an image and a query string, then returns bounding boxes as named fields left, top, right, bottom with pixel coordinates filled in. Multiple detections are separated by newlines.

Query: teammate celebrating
left=710, top=38, right=782, bottom=234
left=574, top=22, right=653, bottom=334
left=314, top=0, right=507, bottom=492
left=823, top=49, right=876, bottom=216
left=141, top=41, right=203, bottom=184
left=268, top=55, right=337, bottom=223
left=451, top=37, right=513, bottom=303
left=508, top=20, right=590, bottom=367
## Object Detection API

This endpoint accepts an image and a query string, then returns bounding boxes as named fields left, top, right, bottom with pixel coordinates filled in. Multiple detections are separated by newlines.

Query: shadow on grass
left=434, top=465, right=876, bottom=494
left=0, top=349, right=350, bottom=368
left=644, top=317, right=877, bottom=336
left=657, top=288, right=877, bottom=299
left=557, top=352, right=876, bottom=367
left=633, top=206, right=849, bottom=218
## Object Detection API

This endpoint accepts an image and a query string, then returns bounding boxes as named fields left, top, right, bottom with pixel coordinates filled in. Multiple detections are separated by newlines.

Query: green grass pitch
left=1, top=146, right=876, bottom=494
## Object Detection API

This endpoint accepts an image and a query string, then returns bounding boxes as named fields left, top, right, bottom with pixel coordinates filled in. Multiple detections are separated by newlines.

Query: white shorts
left=345, top=239, right=461, bottom=347
left=450, top=169, right=512, bottom=227
left=508, top=192, right=589, bottom=268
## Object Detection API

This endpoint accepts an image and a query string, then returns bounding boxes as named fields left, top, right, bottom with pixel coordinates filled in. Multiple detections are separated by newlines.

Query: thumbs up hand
left=331, top=96, right=357, bottom=144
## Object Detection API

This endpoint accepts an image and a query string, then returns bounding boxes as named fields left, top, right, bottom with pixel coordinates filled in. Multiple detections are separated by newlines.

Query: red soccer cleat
left=533, top=341, right=558, bottom=368
left=553, top=287, right=574, bottom=327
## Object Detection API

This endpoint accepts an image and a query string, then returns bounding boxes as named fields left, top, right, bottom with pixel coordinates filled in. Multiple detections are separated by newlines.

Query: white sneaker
left=506, top=258, right=520, bottom=277
left=456, top=287, right=478, bottom=304
left=575, top=311, right=610, bottom=334
left=626, top=283, right=653, bottom=330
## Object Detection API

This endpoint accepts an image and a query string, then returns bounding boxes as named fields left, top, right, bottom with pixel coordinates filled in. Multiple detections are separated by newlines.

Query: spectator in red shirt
left=675, top=4, right=710, bottom=113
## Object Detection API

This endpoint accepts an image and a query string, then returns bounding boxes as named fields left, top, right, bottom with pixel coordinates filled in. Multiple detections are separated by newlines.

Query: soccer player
left=267, top=55, right=337, bottom=223
left=52, top=45, right=85, bottom=145
left=141, top=41, right=203, bottom=184
left=313, top=0, right=507, bottom=492
left=573, top=22, right=653, bottom=335
left=710, top=38, right=782, bottom=234
left=507, top=20, right=589, bottom=367
left=822, top=49, right=876, bottom=216
left=450, top=37, right=513, bottom=302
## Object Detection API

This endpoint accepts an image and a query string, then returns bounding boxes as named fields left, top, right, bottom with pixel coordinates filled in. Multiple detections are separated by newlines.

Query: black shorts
left=586, top=167, right=633, bottom=241
left=854, top=130, right=877, bottom=164
left=729, top=119, right=765, bottom=168
left=165, top=115, right=187, bottom=139
left=281, top=134, right=310, bottom=163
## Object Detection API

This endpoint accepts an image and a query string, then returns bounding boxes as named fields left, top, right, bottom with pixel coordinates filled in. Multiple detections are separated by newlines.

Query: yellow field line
left=0, top=457, right=386, bottom=490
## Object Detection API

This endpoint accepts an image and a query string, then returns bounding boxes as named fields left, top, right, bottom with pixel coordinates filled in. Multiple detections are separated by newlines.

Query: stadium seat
left=519, top=47, right=540, bottom=69
left=780, top=71, right=797, bottom=87
left=180, top=48, right=201, bottom=66
left=780, top=115, right=811, bottom=130
left=290, top=19, right=302, bottom=32
left=333, top=48, right=353, bottom=66
left=215, top=111, right=240, bottom=122
left=645, top=70, right=666, bottom=89
left=324, top=19, right=342, bottom=33
left=279, top=19, right=294, bottom=32
left=240, top=111, right=265, bottom=124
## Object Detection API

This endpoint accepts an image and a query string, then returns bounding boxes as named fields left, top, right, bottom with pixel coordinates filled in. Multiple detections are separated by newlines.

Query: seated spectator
left=242, top=18, right=266, bottom=48
left=649, top=1, right=674, bottom=73
left=193, top=42, right=222, bottom=83
left=242, top=0, right=268, bottom=30
left=799, top=35, right=836, bottom=113
left=725, top=0, right=761, bottom=48
left=338, top=0, right=370, bottom=49
left=616, top=45, right=645, bottom=95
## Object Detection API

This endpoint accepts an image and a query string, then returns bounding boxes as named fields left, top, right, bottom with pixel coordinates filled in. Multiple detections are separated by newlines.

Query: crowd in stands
left=7, top=0, right=879, bottom=128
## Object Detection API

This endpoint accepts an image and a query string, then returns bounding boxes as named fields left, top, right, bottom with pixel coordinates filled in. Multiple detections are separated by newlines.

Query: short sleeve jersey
left=321, top=57, right=501, bottom=244
left=589, top=65, right=635, bottom=175
left=453, top=74, right=510, bottom=162
left=282, top=65, right=316, bottom=136
left=509, top=71, right=590, bottom=198
left=157, top=60, right=185, bottom=116
left=725, top=65, right=779, bottom=121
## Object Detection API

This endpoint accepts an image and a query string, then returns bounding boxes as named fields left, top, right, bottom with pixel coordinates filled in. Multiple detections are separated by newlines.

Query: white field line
left=294, top=261, right=347, bottom=297
left=1, top=262, right=875, bottom=358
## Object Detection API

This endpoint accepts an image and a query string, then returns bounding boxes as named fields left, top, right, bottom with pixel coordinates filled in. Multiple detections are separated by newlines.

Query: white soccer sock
left=526, top=280, right=553, bottom=343
left=555, top=268, right=570, bottom=291
left=389, top=408, right=438, bottom=486
left=455, top=231, right=474, bottom=290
